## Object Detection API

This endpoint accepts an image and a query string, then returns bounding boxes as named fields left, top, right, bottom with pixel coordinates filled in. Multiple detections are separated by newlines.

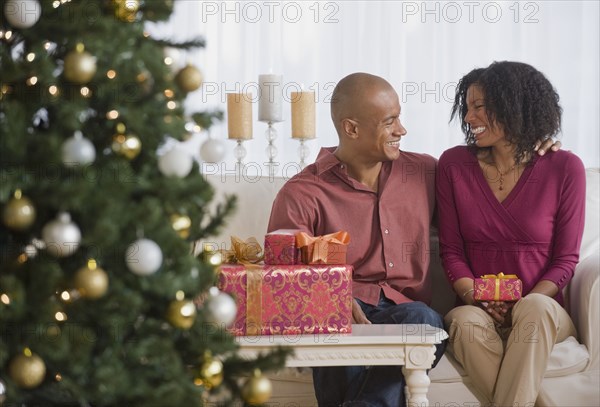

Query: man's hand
left=352, top=299, right=371, bottom=324
left=535, top=139, right=562, bottom=156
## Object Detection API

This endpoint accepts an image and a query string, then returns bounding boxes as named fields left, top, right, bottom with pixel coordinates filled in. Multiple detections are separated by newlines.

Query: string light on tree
left=2, top=189, right=36, bottom=231
left=3, top=0, right=41, bottom=29
left=8, top=348, right=46, bottom=389
left=41, top=212, right=81, bottom=257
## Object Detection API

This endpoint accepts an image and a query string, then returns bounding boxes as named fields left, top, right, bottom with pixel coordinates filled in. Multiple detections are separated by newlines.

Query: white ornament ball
left=158, top=147, right=193, bottom=178
left=126, top=238, right=163, bottom=275
left=206, top=287, right=237, bottom=327
left=62, top=131, right=96, bottom=166
left=42, top=212, right=81, bottom=257
left=200, top=138, right=226, bottom=163
left=0, top=378, right=6, bottom=404
left=4, top=0, right=41, bottom=29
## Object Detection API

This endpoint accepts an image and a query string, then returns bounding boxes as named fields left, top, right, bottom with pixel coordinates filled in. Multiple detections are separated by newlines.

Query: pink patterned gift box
left=474, top=273, right=522, bottom=301
left=217, top=264, right=353, bottom=336
left=264, top=229, right=301, bottom=265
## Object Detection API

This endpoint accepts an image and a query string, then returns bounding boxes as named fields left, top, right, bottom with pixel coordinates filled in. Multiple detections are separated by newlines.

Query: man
left=267, top=73, right=558, bottom=406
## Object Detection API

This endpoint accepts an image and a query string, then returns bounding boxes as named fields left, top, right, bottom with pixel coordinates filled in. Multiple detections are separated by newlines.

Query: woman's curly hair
left=450, top=61, right=562, bottom=164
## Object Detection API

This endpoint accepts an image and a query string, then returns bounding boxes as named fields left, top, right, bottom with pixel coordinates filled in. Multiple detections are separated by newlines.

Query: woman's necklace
left=492, top=162, right=518, bottom=191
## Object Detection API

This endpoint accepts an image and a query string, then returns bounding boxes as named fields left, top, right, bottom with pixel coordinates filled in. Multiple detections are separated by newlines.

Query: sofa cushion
left=430, top=336, right=589, bottom=383
left=545, top=336, right=590, bottom=377
left=580, top=168, right=600, bottom=261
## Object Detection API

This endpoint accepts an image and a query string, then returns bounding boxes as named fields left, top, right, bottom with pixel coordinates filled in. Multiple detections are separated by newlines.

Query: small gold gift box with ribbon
left=474, top=272, right=523, bottom=302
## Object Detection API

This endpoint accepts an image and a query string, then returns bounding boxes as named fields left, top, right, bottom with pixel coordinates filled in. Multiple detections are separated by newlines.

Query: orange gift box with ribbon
left=296, top=231, right=350, bottom=265
left=473, top=272, right=523, bottom=302
left=216, top=236, right=353, bottom=336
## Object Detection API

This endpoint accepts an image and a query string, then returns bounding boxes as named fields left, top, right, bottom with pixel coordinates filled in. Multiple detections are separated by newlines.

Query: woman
left=436, top=61, right=586, bottom=406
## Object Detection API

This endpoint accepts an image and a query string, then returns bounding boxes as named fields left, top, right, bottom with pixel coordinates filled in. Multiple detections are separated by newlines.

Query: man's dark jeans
left=312, top=296, right=446, bottom=407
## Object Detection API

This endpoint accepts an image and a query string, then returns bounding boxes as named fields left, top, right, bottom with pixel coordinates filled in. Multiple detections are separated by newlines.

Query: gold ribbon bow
left=481, top=272, right=518, bottom=301
left=295, top=231, right=350, bottom=264
left=220, top=236, right=264, bottom=265
left=218, top=236, right=265, bottom=335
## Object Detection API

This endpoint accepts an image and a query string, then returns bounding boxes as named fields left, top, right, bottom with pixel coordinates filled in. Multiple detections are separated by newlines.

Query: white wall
left=149, top=1, right=600, bottom=175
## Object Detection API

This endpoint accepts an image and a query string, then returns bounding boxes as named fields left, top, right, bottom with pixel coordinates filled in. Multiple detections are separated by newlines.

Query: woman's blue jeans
left=312, top=296, right=446, bottom=407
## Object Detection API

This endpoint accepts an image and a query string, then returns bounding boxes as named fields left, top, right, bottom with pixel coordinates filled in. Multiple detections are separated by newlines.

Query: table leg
left=402, top=366, right=430, bottom=407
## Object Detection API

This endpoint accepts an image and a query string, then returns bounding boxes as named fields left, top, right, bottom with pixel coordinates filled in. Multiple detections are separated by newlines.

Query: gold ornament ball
left=114, top=0, right=139, bottom=22
left=74, top=261, right=109, bottom=299
left=197, top=358, right=224, bottom=389
left=9, top=352, right=46, bottom=389
left=112, top=134, right=141, bottom=160
left=175, top=65, right=203, bottom=93
left=242, top=370, right=272, bottom=404
left=2, top=192, right=35, bottom=231
left=64, top=45, right=97, bottom=84
left=166, top=299, right=196, bottom=329
left=170, top=214, right=191, bottom=239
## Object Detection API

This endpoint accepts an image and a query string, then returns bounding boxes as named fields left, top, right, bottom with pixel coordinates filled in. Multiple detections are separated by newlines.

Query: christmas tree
left=0, top=0, right=288, bottom=405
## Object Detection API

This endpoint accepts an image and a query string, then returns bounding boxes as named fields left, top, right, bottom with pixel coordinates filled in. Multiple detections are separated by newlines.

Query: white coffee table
left=236, top=324, right=448, bottom=407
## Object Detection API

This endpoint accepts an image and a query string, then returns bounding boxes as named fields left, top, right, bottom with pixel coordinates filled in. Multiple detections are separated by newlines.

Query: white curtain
left=148, top=1, right=600, bottom=173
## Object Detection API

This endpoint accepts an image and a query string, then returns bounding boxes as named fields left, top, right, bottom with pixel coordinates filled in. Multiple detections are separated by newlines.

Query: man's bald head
left=331, top=73, right=396, bottom=136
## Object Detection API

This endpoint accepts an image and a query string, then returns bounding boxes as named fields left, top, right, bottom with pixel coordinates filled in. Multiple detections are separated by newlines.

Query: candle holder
left=290, top=91, right=315, bottom=169
left=232, top=139, right=247, bottom=170
left=263, top=122, right=279, bottom=177
left=227, top=92, right=253, bottom=172
left=296, top=137, right=311, bottom=169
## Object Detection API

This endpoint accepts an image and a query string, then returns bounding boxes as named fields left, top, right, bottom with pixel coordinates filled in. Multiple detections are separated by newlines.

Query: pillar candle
left=227, top=93, right=253, bottom=140
left=291, top=91, right=316, bottom=139
left=258, top=74, right=283, bottom=123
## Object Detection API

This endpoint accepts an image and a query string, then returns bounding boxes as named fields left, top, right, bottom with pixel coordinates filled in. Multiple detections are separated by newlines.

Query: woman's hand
left=481, top=301, right=514, bottom=328
left=352, top=299, right=371, bottom=324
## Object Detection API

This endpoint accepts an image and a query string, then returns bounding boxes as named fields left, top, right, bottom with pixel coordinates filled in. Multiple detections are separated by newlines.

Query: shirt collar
left=314, top=147, right=344, bottom=176
left=312, top=146, right=393, bottom=194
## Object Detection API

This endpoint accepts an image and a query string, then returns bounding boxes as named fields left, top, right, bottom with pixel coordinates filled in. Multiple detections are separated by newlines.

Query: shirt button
left=384, top=229, right=389, bottom=234
left=340, top=164, right=345, bottom=169
left=388, top=262, right=394, bottom=268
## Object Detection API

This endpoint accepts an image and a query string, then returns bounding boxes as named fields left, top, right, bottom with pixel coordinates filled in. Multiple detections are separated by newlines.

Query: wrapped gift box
left=264, top=229, right=302, bottom=265
left=217, top=264, right=353, bottom=335
left=296, top=231, right=350, bottom=265
left=474, top=273, right=522, bottom=301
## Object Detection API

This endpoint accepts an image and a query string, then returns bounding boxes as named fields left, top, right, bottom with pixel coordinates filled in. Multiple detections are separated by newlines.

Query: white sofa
left=203, top=168, right=600, bottom=406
